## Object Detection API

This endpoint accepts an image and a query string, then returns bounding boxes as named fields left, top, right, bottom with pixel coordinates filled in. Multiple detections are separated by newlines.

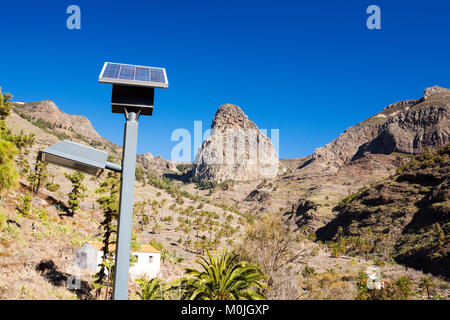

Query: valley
left=0, top=86, right=448, bottom=300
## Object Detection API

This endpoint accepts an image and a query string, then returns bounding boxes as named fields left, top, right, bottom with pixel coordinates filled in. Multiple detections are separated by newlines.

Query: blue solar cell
left=150, top=68, right=165, bottom=83
left=100, top=62, right=167, bottom=87
left=119, top=65, right=135, bottom=80
left=103, top=63, right=120, bottom=79
left=135, top=67, right=150, bottom=81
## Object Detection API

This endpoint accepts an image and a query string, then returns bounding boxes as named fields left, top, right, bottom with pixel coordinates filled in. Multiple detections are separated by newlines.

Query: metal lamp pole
left=98, top=62, right=168, bottom=299
left=112, top=110, right=139, bottom=300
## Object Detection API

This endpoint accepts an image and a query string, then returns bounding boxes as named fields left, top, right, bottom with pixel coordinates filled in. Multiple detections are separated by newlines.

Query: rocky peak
left=211, top=104, right=258, bottom=131
left=193, top=103, right=282, bottom=182
left=424, top=85, right=450, bottom=100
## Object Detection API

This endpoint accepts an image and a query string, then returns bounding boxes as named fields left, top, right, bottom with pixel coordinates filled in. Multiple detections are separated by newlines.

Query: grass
left=338, top=186, right=368, bottom=209
left=28, top=214, right=94, bottom=247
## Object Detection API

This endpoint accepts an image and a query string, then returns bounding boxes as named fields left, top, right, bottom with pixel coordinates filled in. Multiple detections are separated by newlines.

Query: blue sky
left=1, top=0, right=449, bottom=159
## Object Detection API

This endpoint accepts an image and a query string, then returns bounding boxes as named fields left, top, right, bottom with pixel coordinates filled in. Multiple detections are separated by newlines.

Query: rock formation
left=136, top=152, right=179, bottom=175
left=193, top=104, right=281, bottom=182
left=312, top=86, right=450, bottom=166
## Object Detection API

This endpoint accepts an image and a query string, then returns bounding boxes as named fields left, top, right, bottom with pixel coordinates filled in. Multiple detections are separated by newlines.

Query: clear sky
left=1, top=0, right=449, bottom=160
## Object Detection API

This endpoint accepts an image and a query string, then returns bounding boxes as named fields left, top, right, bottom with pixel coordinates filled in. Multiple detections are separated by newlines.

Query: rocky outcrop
left=285, top=199, right=327, bottom=232
left=312, top=86, right=450, bottom=166
left=136, top=152, right=179, bottom=175
left=193, top=104, right=282, bottom=182
left=245, top=189, right=272, bottom=205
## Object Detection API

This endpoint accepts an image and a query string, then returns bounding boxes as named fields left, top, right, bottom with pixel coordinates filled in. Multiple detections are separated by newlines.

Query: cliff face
left=312, top=86, right=450, bottom=166
left=193, top=104, right=282, bottom=182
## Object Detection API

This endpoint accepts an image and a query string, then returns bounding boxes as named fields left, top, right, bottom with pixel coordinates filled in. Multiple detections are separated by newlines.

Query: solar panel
left=135, top=67, right=150, bottom=81
left=99, top=62, right=168, bottom=88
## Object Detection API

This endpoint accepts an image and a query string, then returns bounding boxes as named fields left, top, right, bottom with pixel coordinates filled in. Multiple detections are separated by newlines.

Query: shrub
left=0, top=139, right=18, bottom=191
left=46, top=182, right=60, bottom=192
left=338, top=187, right=368, bottom=208
left=36, top=208, right=48, bottom=222
left=0, top=212, right=7, bottom=231
left=20, top=192, right=33, bottom=216
left=302, top=265, right=316, bottom=278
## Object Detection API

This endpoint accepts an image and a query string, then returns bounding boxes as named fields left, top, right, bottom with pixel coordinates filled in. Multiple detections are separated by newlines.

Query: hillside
left=1, top=87, right=449, bottom=300
left=317, top=145, right=449, bottom=278
left=15, top=100, right=102, bottom=140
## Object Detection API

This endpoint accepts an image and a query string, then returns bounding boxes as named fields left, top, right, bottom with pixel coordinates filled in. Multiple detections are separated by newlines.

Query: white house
left=365, top=266, right=384, bottom=290
left=75, top=241, right=161, bottom=280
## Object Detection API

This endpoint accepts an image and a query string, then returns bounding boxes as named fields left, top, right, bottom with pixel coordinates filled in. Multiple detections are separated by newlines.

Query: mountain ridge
left=312, top=86, right=450, bottom=167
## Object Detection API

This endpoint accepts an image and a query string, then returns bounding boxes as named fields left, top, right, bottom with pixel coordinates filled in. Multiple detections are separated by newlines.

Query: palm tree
left=181, top=248, right=267, bottom=300
left=135, top=278, right=165, bottom=300
left=419, top=276, right=435, bottom=299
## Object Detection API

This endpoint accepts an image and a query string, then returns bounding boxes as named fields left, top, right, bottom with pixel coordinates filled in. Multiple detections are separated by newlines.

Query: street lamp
left=38, top=140, right=122, bottom=176
left=99, top=62, right=168, bottom=300
left=39, top=62, right=168, bottom=300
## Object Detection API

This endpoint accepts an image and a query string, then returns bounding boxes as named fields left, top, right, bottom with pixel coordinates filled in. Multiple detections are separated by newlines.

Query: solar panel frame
left=99, top=62, right=168, bottom=88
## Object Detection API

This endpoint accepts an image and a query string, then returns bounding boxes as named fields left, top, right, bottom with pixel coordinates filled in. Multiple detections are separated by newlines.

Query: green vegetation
left=189, top=176, right=231, bottom=191
left=65, top=171, right=87, bottom=216
left=135, top=166, right=145, bottom=182
left=26, top=160, right=48, bottom=194
left=338, top=186, right=368, bottom=209
left=135, top=249, right=267, bottom=300
left=328, top=235, right=374, bottom=257
left=0, top=212, right=7, bottom=231
left=0, top=139, right=18, bottom=191
left=396, top=145, right=449, bottom=174
left=135, top=278, right=164, bottom=300
left=180, top=249, right=267, bottom=300
left=146, top=172, right=199, bottom=201
left=301, top=265, right=316, bottom=278
left=0, top=89, right=35, bottom=192
left=45, top=182, right=60, bottom=192
left=355, top=273, right=413, bottom=300
left=19, top=192, right=33, bottom=217
left=94, top=171, right=121, bottom=295
left=14, top=107, right=70, bottom=141
left=419, top=276, right=435, bottom=299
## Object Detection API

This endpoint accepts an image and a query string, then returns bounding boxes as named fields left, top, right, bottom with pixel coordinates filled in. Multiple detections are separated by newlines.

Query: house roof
left=86, top=241, right=160, bottom=253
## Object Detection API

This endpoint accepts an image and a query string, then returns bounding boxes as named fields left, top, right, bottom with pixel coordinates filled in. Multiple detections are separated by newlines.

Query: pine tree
left=65, top=171, right=87, bottom=216
left=94, top=171, right=120, bottom=297
left=0, top=139, right=18, bottom=191
left=0, top=89, right=18, bottom=191
left=20, top=191, right=33, bottom=216
left=0, top=87, right=13, bottom=125
left=27, top=159, right=48, bottom=194
left=12, top=130, right=35, bottom=154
